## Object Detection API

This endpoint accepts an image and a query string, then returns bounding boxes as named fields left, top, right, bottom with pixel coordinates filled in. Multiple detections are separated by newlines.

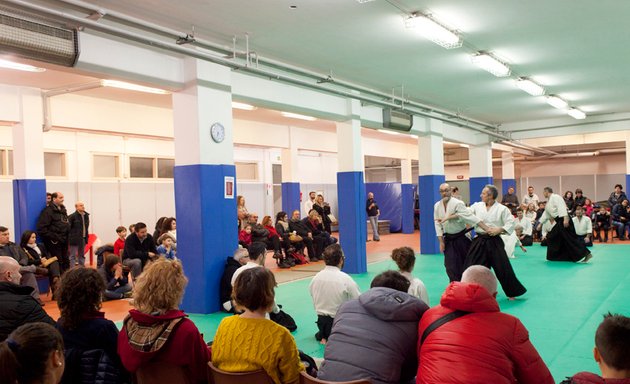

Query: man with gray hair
left=0, top=226, right=42, bottom=303
left=219, top=247, right=250, bottom=312
left=416, top=265, right=553, bottom=384
left=68, top=201, right=90, bottom=267
left=462, top=185, right=526, bottom=299
left=0, top=256, right=55, bottom=340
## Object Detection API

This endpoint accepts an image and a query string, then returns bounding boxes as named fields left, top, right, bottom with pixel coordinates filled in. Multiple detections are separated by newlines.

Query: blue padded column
left=401, top=183, right=414, bottom=234
left=418, top=175, right=445, bottom=254
left=175, top=164, right=237, bottom=313
left=502, top=179, right=516, bottom=196
left=281, top=182, right=300, bottom=215
left=12, top=179, right=46, bottom=239
left=337, top=171, right=367, bottom=274
left=626, top=175, right=630, bottom=196
left=469, top=177, right=493, bottom=204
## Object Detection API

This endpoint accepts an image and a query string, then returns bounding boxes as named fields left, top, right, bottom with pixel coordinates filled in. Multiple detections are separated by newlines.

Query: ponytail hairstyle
left=0, top=322, right=64, bottom=384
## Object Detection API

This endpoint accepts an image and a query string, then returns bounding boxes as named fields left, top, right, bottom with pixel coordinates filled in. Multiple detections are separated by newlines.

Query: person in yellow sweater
left=212, top=267, right=304, bottom=384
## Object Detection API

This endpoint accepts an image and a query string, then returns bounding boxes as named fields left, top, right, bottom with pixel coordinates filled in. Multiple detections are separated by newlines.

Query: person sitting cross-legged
left=98, top=254, right=132, bottom=300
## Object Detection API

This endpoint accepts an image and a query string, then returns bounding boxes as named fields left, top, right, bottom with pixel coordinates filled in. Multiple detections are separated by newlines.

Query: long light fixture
left=405, top=14, right=462, bottom=49
left=232, top=102, right=257, bottom=111
left=281, top=112, right=316, bottom=121
left=515, top=77, right=545, bottom=96
left=567, top=108, right=586, bottom=120
left=0, top=59, right=46, bottom=72
left=471, top=52, right=511, bottom=77
left=546, top=95, right=568, bottom=109
left=100, top=79, right=169, bottom=95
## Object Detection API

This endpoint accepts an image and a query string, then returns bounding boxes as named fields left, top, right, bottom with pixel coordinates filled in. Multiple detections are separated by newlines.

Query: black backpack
left=269, top=306, right=297, bottom=332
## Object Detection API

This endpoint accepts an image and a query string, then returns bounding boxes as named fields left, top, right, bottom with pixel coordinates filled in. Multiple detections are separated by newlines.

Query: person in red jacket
left=118, top=258, right=210, bottom=383
left=416, top=265, right=553, bottom=384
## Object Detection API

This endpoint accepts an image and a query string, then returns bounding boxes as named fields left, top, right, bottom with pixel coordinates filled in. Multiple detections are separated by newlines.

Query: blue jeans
left=68, top=238, right=86, bottom=267
left=368, top=216, right=380, bottom=240
left=104, top=284, right=132, bottom=300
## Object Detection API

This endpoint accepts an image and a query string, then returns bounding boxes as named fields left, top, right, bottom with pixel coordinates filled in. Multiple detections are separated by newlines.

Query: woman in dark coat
left=20, top=230, right=61, bottom=297
left=312, top=194, right=333, bottom=234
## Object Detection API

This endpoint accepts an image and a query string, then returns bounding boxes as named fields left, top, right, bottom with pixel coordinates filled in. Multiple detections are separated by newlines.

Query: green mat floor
left=128, top=243, right=630, bottom=382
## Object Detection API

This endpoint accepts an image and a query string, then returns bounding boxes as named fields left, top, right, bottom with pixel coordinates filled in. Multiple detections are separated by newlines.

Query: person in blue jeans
left=98, top=254, right=132, bottom=300
left=366, top=192, right=380, bottom=241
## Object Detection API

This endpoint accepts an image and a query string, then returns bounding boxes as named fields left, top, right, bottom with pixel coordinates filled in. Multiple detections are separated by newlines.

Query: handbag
left=327, top=214, right=337, bottom=224
left=289, top=234, right=303, bottom=242
left=40, top=256, right=58, bottom=268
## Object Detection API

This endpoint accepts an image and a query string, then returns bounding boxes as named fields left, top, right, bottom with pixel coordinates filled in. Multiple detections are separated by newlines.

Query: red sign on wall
left=456, top=175, right=464, bottom=179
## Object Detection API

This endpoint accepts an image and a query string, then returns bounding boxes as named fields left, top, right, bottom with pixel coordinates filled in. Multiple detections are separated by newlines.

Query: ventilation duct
left=0, top=6, right=79, bottom=67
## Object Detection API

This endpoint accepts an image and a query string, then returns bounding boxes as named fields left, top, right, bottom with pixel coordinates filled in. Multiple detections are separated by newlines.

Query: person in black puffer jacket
left=37, top=191, right=70, bottom=272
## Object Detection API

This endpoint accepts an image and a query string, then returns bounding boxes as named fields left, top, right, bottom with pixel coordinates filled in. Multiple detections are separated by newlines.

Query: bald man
left=68, top=201, right=90, bottom=267
left=37, top=192, right=70, bottom=271
left=0, top=256, right=55, bottom=340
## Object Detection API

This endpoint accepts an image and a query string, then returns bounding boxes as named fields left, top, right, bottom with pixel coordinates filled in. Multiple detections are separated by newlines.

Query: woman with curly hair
left=118, top=258, right=211, bottom=384
left=56, top=267, right=125, bottom=383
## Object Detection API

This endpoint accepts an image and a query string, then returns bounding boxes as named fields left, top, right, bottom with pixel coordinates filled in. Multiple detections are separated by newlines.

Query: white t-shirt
left=309, top=266, right=361, bottom=317
left=400, top=271, right=429, bottom=305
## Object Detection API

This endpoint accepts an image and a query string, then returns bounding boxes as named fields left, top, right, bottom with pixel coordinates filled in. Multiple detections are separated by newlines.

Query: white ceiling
left=2, top=0, right=629, bottom=148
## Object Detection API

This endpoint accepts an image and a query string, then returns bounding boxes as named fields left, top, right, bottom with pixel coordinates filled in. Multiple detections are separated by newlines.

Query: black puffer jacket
left=37, top=203, right=70, bottom=243
left=68, top=211, right=90, bottom=245
left=0, top=282, right=56, bottom=341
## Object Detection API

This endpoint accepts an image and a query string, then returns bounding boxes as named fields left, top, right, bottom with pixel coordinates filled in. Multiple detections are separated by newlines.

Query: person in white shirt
left=522, top=186, right=540, bottom=207
left=501, top=230, right=527, bottom=259
left=462, top=184, right=527, bottom=300
left=515, top=208, right=533, bottom=246
left=390, top=246, right=429, bottom=305
left=304, top=191, right=316, bottom=217
left=572, top=205, right=593, bottom=247
left=309, top=244, right=360, bottom=344
left=231, top=242, right=267, bottom=286
left=434, top=183, right=489, bottom=282
left=538, top=187, right=592, bottom=263
left=540, top=219, right=555, bottom=246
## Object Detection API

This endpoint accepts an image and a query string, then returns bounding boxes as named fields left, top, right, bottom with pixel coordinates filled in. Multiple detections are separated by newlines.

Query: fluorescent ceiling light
left=100, top=79, right=169, bottom=95
left=405, top=14, right=462, bottom=49
left=0, top=59, right=46, bottom=72
left=567, top=108, right=586, bottom=120
left=232, top=102, right=257, bottom=111
left=515, top=78, right=545, bottom=96
left=281, top=112, right=316, bottom=121
left=471, top=52, right=511, bottom=77
left=546, top=95, right=568, bottom=109
left=356, top=0, right=376, bottom=3
left=378, top=129, right=400, bottom=136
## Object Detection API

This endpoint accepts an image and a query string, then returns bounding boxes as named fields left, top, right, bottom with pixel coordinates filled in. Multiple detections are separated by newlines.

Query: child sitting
left=114, top=226, right=127, bottom=257
left=238, top=225, right=252, bottom=249
left=156, top=233, right=177, bottom=260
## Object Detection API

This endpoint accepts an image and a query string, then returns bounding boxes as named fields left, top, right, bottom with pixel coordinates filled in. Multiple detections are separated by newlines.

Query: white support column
left=469, top=142, right=493, bottom=203
left=281, top=127, right=301, bottom=215
left=501, top=151, right=516, bottom=197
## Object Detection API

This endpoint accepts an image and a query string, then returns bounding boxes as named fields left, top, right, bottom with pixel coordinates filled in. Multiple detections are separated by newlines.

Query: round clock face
left=210, top=122, right=225, bottom=143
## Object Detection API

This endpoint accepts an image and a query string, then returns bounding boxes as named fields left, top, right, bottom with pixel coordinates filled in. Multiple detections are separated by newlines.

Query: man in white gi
left=434, top=183, right=489, bottom=282
left=523, top=186, right=540, bottom=207
left=538, top=187, right=592, bottom=262
left=463, top=185, right=527, bottom=299
left=515, top=207, right=533, bottom=246
left=572, top=205, right=593, bottom=247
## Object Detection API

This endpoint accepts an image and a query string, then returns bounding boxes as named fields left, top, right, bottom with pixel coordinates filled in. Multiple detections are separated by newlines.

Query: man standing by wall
left=37, top=192, right=70, bottom=272
left=68, top=201, right=89, bottom=267
left=366, top=192, right=380, bottom=242
left=304, top=191, right=316, bottom=217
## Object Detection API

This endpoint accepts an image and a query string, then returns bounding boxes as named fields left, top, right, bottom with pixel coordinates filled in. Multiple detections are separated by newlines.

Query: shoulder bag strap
left=421, top=310, right=470, bottom=345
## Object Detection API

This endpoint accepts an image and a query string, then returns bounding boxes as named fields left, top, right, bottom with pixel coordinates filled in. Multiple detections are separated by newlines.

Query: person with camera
left=98, top=254, right=132, bottom=300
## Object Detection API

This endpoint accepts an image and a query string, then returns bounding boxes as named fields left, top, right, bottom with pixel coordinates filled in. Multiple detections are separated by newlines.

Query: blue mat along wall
left=364, top=183, right=405, bottom=233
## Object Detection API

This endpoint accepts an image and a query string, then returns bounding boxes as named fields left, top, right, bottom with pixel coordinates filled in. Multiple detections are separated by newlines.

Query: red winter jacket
left=561, top=372, right=630, bottom=384
left=416, top=282, right=554, bottom=384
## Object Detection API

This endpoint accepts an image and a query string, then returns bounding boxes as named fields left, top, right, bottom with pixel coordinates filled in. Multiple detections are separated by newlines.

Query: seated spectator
left=525, top=202, right=537, bottom=224
left=573, top=206, right=593, bottom=247
left=561, top=313, right=630, bottom=384
left=212, top=267, right=304, bottom=384
left=391, top=246, right=429, bottom=304
left=20, top=229, right=62, bottom=297
left=248, top=214, right=282, bottom=261
left=262, top=215, right=292, bottom=268
left=152, top=217, right=167, bottom=246
left=99, top=254, right=132, bottom=300
left=312, top=194, right=333, bottom=234
left=56, top=267, right=126, bottom=383
left=607, top=184, right=628, bottom=209
left=231, top=242, right=266, bottom=286
left=156, top=233, right=176, bottom=260
left=318, top=271, right=429, bottom=384
left=584, top=198, right=595, bottom=219
left=122, top=222, right=157, bottom=279
left=594, top=205, right=611, bottom=242
left=501, top=187, right=519, bottom=215
left=113, top=226, right=127, bottom=257
left=0, top=256, right=55, bottom=341
left=309, top=244, right=360, bottom=344
left=0, top=226, right=41, bottom=303
left=0, top=322, right=65, bottom=384
left=305, top=210, right=337, bottom=249
left=515, top=208, right=533, bottom=246
left=159, top=217, right=177, bottom=246
left=220, top=248, right=249, bottom=313
left=238, top=224, right=252, bottom=249
left=118, top=258, right=210, bottom=384
left=564, top=190, right=576, bottom=216
left=289, top=210, right=323, bottom=261
left=574, top=188, right=587, bottom=208
left=417, top=265, right=554, bottom=384
left=612, top=199, right=630, bottom=240
left=275, top=211, right=305, bottom=262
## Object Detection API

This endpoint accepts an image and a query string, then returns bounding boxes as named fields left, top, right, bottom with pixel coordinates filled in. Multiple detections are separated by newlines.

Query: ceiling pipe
left=6, top=0, right=556, bottom=155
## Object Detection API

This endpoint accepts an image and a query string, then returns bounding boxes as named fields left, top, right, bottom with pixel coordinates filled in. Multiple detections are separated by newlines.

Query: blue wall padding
left=174, top=164, right=237, bottom=314
left=418, top=175, right=445, bottom=254
left=364, top=183, right=403, bottom=233
left=337, top=172, right=367, bottom=274
left=12, top=179, right=46, bottom=240
left=469, top=177, right=493, bottom=204
left=401, top=184, right=414, bottom=234
left=626, top=175, right=630, bottom=197
left=281, top=182, right=300, bottom=216
left=502, top=179, right=516, bottom=197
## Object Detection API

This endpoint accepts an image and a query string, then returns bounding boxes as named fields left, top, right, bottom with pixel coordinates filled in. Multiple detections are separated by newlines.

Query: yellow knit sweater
left=212, top=315, right=304, bottom=384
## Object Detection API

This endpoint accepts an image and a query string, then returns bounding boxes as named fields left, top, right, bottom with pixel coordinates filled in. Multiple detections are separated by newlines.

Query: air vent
left=0, top=7, right=79, bottom=67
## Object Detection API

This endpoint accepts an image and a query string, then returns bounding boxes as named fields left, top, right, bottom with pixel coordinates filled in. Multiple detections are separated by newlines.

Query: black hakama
left=546, top=216, right=590, bottom=262
left=443, top=229, right=472, bottom=282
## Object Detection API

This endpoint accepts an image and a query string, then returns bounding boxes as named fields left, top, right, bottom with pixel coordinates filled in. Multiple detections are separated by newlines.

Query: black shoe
left=374, top=238, right=380, bottom=242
